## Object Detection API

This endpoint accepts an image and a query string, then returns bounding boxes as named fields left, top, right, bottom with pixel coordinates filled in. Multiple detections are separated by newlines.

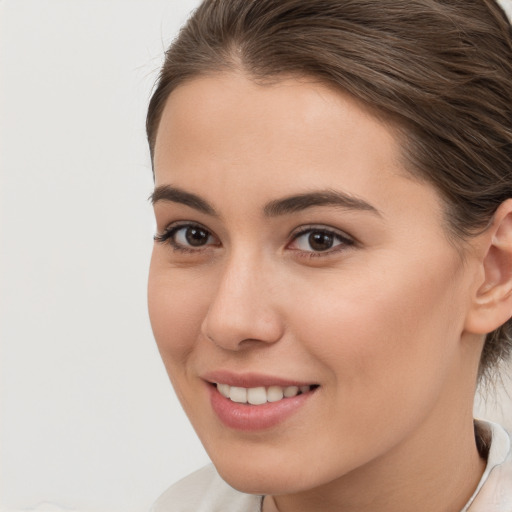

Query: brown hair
left=146, top=0, right=512, bottom=379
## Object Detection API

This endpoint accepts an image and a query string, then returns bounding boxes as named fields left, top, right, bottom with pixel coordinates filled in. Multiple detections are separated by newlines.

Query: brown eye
left=154, top=222, right=219, bottom=251
left=185, top=226, right=210, bottom=246
left=308, top=232, right=335, bottom=251
left=289, top=226, right=354, bottom=254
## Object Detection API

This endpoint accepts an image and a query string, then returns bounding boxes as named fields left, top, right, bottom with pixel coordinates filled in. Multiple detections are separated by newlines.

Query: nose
left=200, top=252, right=284, bottom=351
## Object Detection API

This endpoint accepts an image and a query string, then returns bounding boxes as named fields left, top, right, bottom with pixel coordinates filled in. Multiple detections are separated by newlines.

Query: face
left=149, top=73, right=481, bottom=495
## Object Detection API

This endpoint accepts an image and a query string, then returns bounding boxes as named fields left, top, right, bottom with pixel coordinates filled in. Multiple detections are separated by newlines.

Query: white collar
left=460, top=420, right=512, bottom=512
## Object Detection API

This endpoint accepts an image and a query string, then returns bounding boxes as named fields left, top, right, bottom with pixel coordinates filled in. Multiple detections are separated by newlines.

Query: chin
left=209, top=446, right=340, bottom=496
left=215, top=463, right=303, bottom=495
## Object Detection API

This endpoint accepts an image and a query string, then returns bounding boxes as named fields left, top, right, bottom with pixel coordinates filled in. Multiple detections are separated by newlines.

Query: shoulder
left=150, top=464, right=262, bottom=512
left=466, top=421, right=512, bottom=512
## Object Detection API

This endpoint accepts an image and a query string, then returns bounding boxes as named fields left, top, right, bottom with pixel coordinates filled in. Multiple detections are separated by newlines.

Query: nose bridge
left=201, top=247, right=283, bottom=350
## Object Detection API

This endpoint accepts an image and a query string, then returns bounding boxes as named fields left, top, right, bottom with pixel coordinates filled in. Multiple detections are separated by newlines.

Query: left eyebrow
left=263, top=190, right=381, bottom=217
left=150, top=185, right=218, bottom=216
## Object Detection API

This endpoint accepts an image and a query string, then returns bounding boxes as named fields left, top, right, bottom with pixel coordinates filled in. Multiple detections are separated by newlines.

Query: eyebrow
left=263, top=190, right=381, bottom=217
left=150, top=185, right=218, bottom=216
left=150, top=185, right=380, bottom=218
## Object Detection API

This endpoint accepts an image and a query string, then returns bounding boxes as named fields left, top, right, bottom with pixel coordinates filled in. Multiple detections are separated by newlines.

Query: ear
left=465, top=199, right=512, bottom=335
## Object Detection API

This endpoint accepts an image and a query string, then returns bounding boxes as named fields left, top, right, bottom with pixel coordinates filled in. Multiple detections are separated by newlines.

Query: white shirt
left=151, top=421, right=512, bottom=512
left=462, top=421, right=512, bottom=512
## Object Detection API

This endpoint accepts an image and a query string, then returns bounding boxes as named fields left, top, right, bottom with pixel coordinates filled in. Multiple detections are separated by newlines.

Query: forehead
left=153, top=72, right=443, bottom=225
left=156, top=74, right=397, bottom=173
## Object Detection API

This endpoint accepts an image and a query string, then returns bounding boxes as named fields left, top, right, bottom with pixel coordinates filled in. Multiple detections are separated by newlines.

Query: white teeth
left=267, top=386, right=284, bottom=402
left=247, top=387, right=267, bottom=405
left=218, top=383, right=230, bottom=398
left=216, top=383, right=314, bottom=405
left=229, top=386, right=247, bottom=403
left=284, top=385, right=299, bottom=398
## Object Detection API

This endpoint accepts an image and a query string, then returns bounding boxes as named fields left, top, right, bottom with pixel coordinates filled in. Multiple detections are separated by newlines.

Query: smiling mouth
left=215, top=383, right=319, bottom=405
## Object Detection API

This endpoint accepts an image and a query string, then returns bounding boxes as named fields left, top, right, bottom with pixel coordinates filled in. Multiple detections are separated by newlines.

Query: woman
left=146, top=1, right=512, bottom=510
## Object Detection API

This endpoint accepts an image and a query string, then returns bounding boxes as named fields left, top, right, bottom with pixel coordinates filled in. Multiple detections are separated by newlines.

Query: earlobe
left=465, top=199, right=512, bottom=335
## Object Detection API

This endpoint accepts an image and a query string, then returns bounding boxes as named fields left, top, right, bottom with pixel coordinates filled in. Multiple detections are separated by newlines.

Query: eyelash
left=153, top=222, right=219, bottom=253
left=288, top=225, right=355, bottom=258
left=154, top=222, right=355, bottom=257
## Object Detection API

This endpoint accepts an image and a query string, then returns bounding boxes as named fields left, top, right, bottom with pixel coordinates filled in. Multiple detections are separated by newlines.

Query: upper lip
left=201, top=370, right=318, bottom=388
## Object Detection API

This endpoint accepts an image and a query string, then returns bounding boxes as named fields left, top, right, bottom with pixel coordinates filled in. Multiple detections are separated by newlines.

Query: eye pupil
left=308, top=231, right=333, bottom=251
left=185, top=227, right=209, bottom=246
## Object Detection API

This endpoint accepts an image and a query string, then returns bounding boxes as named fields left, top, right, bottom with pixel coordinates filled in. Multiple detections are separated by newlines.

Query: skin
left=148, top=72, right=512, bottom=512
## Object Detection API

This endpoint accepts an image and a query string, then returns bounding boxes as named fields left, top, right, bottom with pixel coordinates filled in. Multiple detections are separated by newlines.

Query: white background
left=0, top=1, right=511, bottom=511
left=0, top=2, right=209, bottom=511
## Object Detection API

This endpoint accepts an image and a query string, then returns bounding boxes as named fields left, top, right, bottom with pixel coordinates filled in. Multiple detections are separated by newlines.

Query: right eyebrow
left=150, top=185, right=218, bottom=216
left=263, top=189, right=381, bottom=217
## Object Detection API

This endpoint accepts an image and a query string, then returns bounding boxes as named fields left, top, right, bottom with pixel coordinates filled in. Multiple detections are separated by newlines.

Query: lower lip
left=208, top=384, right=316, bottom=431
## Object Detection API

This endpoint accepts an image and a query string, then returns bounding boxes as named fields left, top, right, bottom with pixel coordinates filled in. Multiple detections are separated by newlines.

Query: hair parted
left=147, top=0, right=512, bottom=379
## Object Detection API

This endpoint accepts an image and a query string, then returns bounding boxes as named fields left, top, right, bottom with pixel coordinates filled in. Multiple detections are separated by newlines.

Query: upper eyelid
left=289, top=224, right=355, bottom=242
left=159, top=220, right=213, bottom=236
left=154, top=221, right=218, bottom=245
left=160, top=222, right=352, bottom=236
left=155, top=221, right=355, bottom=247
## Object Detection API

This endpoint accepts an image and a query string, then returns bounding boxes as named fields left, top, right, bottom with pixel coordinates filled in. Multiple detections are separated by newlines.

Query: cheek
left=287, top=251, right=466, bottom=406
left=147, top=254, right=210, bottom=367
left=268, top=253, right=468, bottom=477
